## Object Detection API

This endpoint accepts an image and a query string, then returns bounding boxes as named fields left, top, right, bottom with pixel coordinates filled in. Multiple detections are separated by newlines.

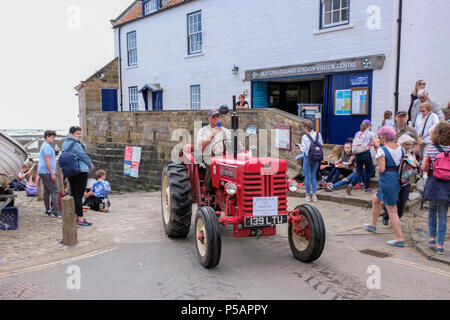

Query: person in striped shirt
left=421, top=122, right=450, bottom=255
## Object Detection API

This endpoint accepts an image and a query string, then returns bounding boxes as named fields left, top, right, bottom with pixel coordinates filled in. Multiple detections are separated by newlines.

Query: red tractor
left=161, top=104, right=325, bottom=268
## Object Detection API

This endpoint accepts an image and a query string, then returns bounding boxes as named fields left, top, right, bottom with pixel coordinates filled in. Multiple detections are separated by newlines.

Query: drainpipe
left=394, top=0, right=403, bottom=113
left=118, top=26, right=124, bottom=111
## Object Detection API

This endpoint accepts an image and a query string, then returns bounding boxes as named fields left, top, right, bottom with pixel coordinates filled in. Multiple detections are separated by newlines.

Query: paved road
left=0, top=194, right=449, bottom=300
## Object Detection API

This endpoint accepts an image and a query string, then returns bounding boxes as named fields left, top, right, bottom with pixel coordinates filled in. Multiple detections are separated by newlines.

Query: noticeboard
left=334, top=89, right=351, bottom=115
left=124, top=146, right=142, bottom=178
left=298, top=104, right=322, bottom=132
left=274, top=125, right=291, bottom=151
left=351, top=87, right=369, bottom=115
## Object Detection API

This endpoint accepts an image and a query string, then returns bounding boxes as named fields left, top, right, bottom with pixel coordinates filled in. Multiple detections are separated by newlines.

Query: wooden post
left=38, top=179, right=44, bottom=201
left=61, top=195, right=78, bottom=246
left=56, top=163, right=65, bottom=193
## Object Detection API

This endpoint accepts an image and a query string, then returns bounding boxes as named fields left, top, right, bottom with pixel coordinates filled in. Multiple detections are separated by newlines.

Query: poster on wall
left=334, top=89, right=352, bottom=115
left=124, top=146, right=142, bottom=178
left=274, top=125, right=291, bottom=151
left=252, top=82, right=268, bottom=109
left=351, top=87, right=369, bottom=115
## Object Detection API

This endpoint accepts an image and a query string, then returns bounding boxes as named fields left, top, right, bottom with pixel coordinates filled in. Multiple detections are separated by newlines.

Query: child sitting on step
left=84, top=170, right=111, bottom=212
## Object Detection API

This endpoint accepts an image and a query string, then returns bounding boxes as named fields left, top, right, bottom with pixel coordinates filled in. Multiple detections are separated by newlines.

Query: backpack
left=433, top=144, right=450, bottom=180
left=58, top=141, right=81, bottom=177
left=25, top=186, right=38, bottom=197
left=399, top=153, right=421, bottom=185
left=306, top=133, right=324, bottom=162
left=352, top=131, right=368, bottom=154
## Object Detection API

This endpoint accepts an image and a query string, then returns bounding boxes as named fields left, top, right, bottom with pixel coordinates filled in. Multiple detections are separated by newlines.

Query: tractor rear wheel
left=288, top=204, right=326, bottom=262
left=161, top=162, right=193, bottom=238
left=195, top=206, right=221, bottom=269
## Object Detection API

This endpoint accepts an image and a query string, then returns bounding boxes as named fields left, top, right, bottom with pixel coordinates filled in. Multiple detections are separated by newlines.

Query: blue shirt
left=92, top=181, right=111, bottom=198
left=38, top=142, right=56, bottom=175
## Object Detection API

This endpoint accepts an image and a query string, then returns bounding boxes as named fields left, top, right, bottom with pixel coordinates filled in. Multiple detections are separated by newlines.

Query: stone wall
left=84, top=108, right=308, bottom=192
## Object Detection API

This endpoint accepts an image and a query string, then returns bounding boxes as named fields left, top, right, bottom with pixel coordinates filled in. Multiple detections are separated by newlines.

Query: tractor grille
left=242, top=171, right=288, bottom=215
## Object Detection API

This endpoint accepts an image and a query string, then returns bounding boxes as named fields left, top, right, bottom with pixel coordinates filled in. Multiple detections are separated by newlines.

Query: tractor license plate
left=244, top=215, right=288, bottom=227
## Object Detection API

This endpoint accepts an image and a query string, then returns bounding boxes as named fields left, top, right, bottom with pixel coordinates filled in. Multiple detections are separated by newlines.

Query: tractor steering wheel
left=209, top=138, right=244, bottom=156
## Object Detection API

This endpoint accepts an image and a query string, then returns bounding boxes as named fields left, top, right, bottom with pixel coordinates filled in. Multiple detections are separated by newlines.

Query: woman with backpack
left=61, top=126, right=94, bottom=227
left=301, top=120, right=323, bottom=202
left=421, top=122, right=450, bottom=255
left=364, top=126, right=405, bottom=247
left=352, top=120, right=378, bottom=192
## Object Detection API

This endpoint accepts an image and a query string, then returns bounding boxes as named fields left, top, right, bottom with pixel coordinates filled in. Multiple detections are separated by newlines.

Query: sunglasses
left=420, top=82, right=426, bottom=85
left=420, top=109, right=427, bottom=113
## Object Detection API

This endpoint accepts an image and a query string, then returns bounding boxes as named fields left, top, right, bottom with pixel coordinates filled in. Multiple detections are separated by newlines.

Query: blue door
left=101, top=89, right=118, bottom=112
left=251, top=81, right=268, bottom=108
left=322, top=71, right=372, bottom=144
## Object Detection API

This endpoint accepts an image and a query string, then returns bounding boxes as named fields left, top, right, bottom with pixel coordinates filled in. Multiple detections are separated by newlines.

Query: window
left=187, top=11, right=202, bottom=55
left=129, top=86, right=139, bottom=111
left=127, top=31, right=137, bottom=66
left=144, top=0, right=159, bottom=15
left=190, top=85, right=201, bottom=110
left=320, top=0, right=349, bottom=29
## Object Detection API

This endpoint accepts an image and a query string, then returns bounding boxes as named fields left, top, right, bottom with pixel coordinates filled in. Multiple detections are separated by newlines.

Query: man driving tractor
left=197, top=109, right=232, bottom=193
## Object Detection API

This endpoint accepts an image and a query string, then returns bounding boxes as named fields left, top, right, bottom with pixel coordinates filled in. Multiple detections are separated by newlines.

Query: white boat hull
left=0, top=131, right=28, bottom=187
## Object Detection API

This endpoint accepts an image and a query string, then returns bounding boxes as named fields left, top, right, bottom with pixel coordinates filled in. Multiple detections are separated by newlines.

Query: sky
left=0, top=0, right=132, bottom=130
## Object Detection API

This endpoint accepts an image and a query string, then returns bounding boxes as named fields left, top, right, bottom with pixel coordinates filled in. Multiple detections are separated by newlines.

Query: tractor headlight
left=225, top=182, right=237, bottom=195
left=288, top=179, right=298, bottom=192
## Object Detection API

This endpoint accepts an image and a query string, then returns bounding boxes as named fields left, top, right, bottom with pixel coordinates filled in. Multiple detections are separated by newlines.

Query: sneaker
left=382, top=216, right=389, bottom=225
left=353, top=183, right=363, bottom=190
left=428, top=240, right=436, bottom=245
left=363, top=223, right=376, bottom=232
left=50, top=210, right=62, bottom=218
left=45, top=210, right=52, bottom=216
left=436, top=248, right=445, bottom=255
left=77, top=220, right=93, bottom=227
left=312, top=194, right=318, bottom=202
left=305, top=195, right=311, bottom=202
left=387, top=240, right=404, bottom=247
left=365, top=188, right=374, bottom=193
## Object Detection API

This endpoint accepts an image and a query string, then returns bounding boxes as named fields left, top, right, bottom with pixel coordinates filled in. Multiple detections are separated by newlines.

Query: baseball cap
left=395, top=110, right=407, bottom=117
left=208, top=109, right=220, bottom=117
left=362, top=119, right=371, bottom=126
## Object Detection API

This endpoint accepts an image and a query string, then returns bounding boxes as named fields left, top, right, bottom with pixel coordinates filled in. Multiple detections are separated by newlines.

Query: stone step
left=288, top=187, right=421, bottom=211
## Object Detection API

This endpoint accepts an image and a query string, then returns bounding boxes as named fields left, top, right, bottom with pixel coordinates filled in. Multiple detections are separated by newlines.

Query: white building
left=109, top=0, right=450, bottom=144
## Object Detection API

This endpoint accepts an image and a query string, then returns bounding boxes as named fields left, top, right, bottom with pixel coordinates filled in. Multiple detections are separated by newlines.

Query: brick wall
left=84, top=108, right=308, bottom=191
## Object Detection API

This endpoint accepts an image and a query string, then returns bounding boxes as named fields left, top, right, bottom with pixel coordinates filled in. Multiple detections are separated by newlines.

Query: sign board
left=253, top=197, right=278, bottom=216
left=351, top=87, right=369, bottom=115
left=298, top=104, right=322, bottom=132
left=245, top=55, right=385, bottom=80
left=252, top=82, right=268, bottom=108
left=334, top=90, right=352, bottom=115
left=124, top=146, right=142, bottom=178
left=350, top=74, right=370, bottom=86
left=274, top=125, right=291, bottom=151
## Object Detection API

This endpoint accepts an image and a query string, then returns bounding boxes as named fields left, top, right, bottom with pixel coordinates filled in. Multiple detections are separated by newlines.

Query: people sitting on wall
left=321, top=163, right=362, bottom=194
left=322, top=142, right=354, bottom=185
left=25, top=164, right=40, bottom=197
left=410, top=89, right=444, bottom=127
left=9, top=163, right=31, bottom=191
left=236, top=94, right=249, bottom=110
left=83, top=170, right=111, bottom=212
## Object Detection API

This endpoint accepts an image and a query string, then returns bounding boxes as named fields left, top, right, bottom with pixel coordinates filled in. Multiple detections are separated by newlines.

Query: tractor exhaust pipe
left=231, top=95, right=239, bottom=159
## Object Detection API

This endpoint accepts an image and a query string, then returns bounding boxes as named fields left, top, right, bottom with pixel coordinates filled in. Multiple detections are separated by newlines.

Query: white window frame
left=144, top=0, right=159, bottom=15
left=190, top=85, right=201, bottom=110
left=127, top=31, right=137, bottom=66
left=129, top=86, right=139, bottom=111
left=321, top=0, right=349, bottom=29
left=187, top=11, right=202, bottom=55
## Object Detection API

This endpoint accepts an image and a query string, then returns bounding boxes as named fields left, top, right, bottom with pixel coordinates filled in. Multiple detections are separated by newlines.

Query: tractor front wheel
left=195, top=206, right=221, bottom=269
left=161, top=162, right=193, bottom=238
left=288, top=204, right=326, bottom=262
